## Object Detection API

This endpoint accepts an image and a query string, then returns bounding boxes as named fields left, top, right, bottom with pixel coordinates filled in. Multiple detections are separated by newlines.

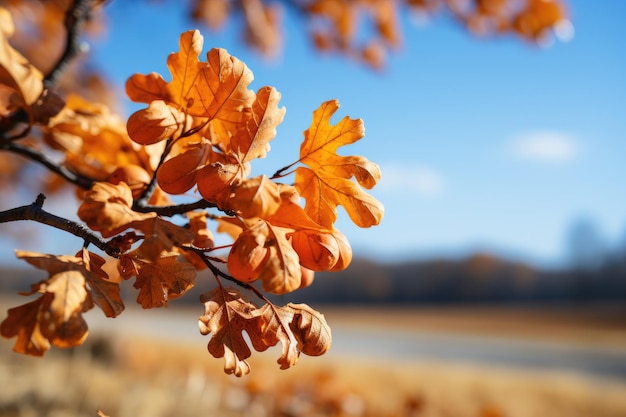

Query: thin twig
left=0, top=194, right=119, bottom=257
left=1, top=142, right=94, bottom=189
left=45, top=0, right=95, bottom=86
left=132, top=199, right=218, bottom=217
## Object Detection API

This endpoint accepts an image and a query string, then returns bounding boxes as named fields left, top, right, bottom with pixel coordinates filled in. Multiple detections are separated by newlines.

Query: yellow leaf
left=295, top=99, right=384, bottom=228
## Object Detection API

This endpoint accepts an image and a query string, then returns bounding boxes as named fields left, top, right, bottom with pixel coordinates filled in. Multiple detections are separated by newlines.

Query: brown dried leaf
left=122, top=252, right=196, bottom=309
left=198, top=287, right=267, bottom=376
left=77, top=182, right=154, bottom=238
left=0, top=6, right=43, bottom=106
left=255, top=302, right=331, bottom=369
left=0, top=250, right=125, bottom=356
left=258, top=222, right=302, bottom=294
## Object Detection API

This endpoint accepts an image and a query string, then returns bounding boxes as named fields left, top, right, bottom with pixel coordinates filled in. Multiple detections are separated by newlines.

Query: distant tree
left=567, top=217, right=606, bottom=272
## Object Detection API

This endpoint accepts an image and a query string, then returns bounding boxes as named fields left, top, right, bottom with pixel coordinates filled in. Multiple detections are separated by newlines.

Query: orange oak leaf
left=228, top=175, right=282, bottom=219
left=74, top=248, right=125, bottom=318
left=295, top=99, right=384, bottom=229
left=291, top=229, right=340, bottom=271
left=77, top=182, right=154, bottom=238
left=16, top=250, right=124, bottom=319
left=126, top=30, right=255, bottom=146
left=255, top=302, right=332, bottom=369
left=0, top=7, right=43, bottom=107
left=156, top=139, right=213, bottom=194
left=258, top=222, right=302, bottom=294
left=183, top=210, right=215, bottom=270
left=120, top=251, right=196, bottom=309
left=0, top=295, right=55, bottom=356
left=198, top=287, right=267, bottom=376
left=227, top=218, right=301, bottom=292
left=126, top=99, right=188, bottom=145
left=265, top=184, right=330, bottom=231
left=230, top=86, right=285, bottom=164
left=44, top=95, right=159, bottom=182
left=0, top=250, right=124, bottom=356
left=196, top=161, right=245, bottom=205
left=227, top=219, right=270, bottom=282
left=130, top=216, right=196, bottom=261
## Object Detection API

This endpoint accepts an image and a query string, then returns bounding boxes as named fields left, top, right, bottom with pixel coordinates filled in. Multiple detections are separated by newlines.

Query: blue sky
left=82, top=1, right=626, bottom=266
left=4, top=1, right=625, bottom=268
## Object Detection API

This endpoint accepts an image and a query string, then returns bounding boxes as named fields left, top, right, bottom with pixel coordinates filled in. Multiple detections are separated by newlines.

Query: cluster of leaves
left=191, top=0, right=571, bottom=69
left=0, top=4, right=383, bottom=376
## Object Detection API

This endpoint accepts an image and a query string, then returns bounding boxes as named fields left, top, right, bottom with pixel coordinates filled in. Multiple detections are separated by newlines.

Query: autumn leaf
left=0, top=250, right=124, bottom=356
left=75, top=248, right=125, bottom=318
left=120, top=251, right=196, bottom=308
left=291, top=229, right=340, bottom=271
left=265, top=184, right=329, bottom=231
left=126, top=30, right=256, bottom=146
left=156, top=139, right=213, bottom=194
left=16, top=250, right=124, bottom=319
left=295, top=99, right=384, bottom=229
left=0, top=6, right=63, bottom=126
left=130, top=216, right=196, bottom=260
left=0, top=295, right=54, bottom=356
left=77, top=182, right=154, bottom=238
left=198, top=287, right=267, bottom=376
left=226, top=218, right=301, bottom=292
left=227, top=219, right=270, bottom=282
left=255, top=302, right=332, bottom=370
left=258, top=222, right=302, bottom=294
left=228, top=175, right=282, bottom=219
left=230, top=86, right=285, bottom=163
left=126, top=99, right=188, bottom=145
left=44, top=94, right=158, bottom=182
left=0, top=6, right=43, bottom=106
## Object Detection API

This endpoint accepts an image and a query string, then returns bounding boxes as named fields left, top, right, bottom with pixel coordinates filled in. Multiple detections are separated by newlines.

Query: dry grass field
left=1, top=302, right=625, bottom=417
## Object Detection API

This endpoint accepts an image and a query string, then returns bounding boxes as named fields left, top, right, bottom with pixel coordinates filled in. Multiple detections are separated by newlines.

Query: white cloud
left=509, top=131, right=579, bottom=163
left=378, top=164, right=444, bottom=196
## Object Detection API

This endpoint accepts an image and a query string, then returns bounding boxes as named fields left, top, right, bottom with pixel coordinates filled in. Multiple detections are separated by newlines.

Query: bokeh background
left=1, top=1, right=625, bottom=416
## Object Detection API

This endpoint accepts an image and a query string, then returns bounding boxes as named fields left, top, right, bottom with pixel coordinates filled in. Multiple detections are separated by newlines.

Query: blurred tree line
left=291, top=217, right=626, bottom=304
left=2, top=218, right=624, bottom=305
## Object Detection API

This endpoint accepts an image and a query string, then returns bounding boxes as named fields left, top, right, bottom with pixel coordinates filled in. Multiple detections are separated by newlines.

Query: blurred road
left=73, top=304, right=626, bottom=382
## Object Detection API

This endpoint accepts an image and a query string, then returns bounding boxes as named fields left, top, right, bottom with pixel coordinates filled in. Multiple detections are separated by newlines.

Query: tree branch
left=0, top=142, right=94, bottom=190
left=44, top=0, right=95, bottom=86
left=132, top=199, right=219, bottom=217
left=0, top=194, right=119, bottom=258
